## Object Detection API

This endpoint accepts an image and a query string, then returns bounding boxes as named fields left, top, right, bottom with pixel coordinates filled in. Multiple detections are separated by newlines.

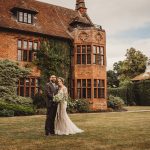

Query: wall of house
left=72, top=27, right=107, bottom=110
left=0, top=29, right=41, bottom=77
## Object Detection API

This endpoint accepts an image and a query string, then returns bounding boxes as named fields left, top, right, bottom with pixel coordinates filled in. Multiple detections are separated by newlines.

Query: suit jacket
left=45, top=81, right=58, bottom=107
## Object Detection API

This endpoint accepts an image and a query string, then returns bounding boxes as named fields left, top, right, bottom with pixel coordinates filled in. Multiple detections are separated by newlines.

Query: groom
left=45, top=75, right=58, bottom=136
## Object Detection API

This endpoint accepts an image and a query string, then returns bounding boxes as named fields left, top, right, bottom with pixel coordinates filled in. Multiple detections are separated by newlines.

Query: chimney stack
left=76, top=0, right=87, bottom=15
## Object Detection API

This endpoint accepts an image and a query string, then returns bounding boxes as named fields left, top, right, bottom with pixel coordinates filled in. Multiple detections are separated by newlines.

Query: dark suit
left=45, top=81, right=58, bottom=135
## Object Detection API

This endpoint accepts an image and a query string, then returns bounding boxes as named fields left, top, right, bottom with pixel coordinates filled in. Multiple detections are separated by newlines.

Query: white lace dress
left=54, top=86, right=84, bottom=135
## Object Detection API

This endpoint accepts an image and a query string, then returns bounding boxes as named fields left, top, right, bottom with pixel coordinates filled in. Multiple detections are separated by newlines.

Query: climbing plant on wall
left=34, top=38, right=72, bottom=90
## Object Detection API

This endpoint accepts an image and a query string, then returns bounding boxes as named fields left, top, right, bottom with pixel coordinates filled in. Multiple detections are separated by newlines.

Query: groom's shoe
left=49, top=132, right=55, bottom=136
left=45, top=131, right=49, bottom=136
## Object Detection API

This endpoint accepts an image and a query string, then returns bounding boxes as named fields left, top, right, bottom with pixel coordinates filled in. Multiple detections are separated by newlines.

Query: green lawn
left=0, top=111, right=150, bottom=150
left=125, top=106, right=150, bottom=111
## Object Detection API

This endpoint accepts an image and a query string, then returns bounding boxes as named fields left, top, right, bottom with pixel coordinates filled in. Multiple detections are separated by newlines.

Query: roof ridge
left=35, top=0, right=75, bottom=12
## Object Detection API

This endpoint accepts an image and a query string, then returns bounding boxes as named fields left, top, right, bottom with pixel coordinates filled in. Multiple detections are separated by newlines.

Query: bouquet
left=53, top=92, right=68, bottom=103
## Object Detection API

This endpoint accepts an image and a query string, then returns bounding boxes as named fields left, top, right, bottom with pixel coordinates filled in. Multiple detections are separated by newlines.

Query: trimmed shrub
left=36, top=108, right=47, bottom=115
left=1, top=96, right=33, bottom=106
left=108, top=80, right=150, bottom=106
left=67, top=98, right=90, bottom=113
left=108, top=83, right=135, bottom=105
left=107, top=95, right=124, bottom=110
left=0, top=60, right=34, bottom=116
left=74, top=99, right=90, bottom=113
left=0, top=101, right=35, bottom=116
left=0, top=109, right=14, bottom=117
left=67, top=97, right=77, bottom=113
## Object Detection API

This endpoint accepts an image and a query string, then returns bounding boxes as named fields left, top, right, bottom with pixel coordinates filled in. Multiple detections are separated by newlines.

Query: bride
left=53, top=77, right=84, bottom=135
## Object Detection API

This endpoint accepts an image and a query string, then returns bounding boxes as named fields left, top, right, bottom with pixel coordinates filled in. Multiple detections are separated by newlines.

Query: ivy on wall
left=34, top=38, right=72, bottom=91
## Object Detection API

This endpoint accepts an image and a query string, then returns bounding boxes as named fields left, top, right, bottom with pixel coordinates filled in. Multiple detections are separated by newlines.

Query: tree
left=113, top=47, right=148, bottom=82
left=107, top=70, right=119, bottom=87
left=124, top=47, right=147, bottom=77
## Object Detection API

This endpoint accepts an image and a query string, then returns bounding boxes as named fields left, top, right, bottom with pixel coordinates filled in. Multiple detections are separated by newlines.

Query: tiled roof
left=132, top=72, right=150, bottom=81
left=0, top=0, right=93, bottom=39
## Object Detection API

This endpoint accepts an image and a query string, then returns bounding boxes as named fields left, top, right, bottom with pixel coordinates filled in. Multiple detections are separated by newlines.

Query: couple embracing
left=45, top=75, right=83, bottom=136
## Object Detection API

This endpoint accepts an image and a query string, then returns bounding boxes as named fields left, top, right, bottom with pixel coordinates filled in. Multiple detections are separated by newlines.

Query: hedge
left=0, top=101, right=35, bottom=116
left=108, top=80, right=150, bottom=106
left=108, top=83, right=135, bottom=105
left=133, top=80, right=150, bottom=106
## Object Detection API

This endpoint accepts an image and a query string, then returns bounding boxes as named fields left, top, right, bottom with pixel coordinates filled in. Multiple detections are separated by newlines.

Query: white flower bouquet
left=53, top=92, right=68, bottom=103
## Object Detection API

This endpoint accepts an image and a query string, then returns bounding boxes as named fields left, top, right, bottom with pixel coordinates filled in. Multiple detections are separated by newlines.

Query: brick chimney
left=76, top=0, right=87, bottom=14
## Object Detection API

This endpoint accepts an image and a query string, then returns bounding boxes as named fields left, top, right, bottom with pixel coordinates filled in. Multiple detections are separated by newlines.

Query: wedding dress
left=54, top=86, right=84, bottom=135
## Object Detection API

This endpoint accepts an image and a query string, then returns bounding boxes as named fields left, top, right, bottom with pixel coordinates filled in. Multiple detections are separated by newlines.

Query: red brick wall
left=0, top=30, right=41, bottom=77
left=0, top=28, right=107, bottom=110
left=72, top=28, right=107, bottom=110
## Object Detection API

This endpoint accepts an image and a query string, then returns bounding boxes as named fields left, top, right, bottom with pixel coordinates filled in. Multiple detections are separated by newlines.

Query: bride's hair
left=58, top=77, right=65, bottom=84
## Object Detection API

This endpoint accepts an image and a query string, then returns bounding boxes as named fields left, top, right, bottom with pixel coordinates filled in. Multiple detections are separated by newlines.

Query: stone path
left=127, top=110, right=150, bottom=113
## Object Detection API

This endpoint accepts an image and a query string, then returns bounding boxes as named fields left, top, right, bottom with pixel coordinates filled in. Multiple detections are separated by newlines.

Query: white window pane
left=18, top=12, right=23, bottom=22
left=34, top=42, right=38, bottom=50
left=29, top=41, right=33, bottom=50
left=28, top=14, right=32, bottom=24
left=93, top=46, right=97, bottom=53
left=18, top=40, right=22, bottom=49
left=18, top=50, right=22, bottom=61
left=98, top=80, right=100, bottom=87
left=23, top=41, right=28, bottom=49
left=97, top=46, right=100, bottom=54
left=77, top=80, right=81, bottom=88
left=100, top=47, right=104, bottom=55
left=35, top=79, right=39, bottom=87
left=24, top=13, right=28, bottom=23
left=101, top=56, right=104, bottom=65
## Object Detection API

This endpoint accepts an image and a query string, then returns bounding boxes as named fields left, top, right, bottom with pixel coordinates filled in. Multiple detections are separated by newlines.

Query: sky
left=38, top=0, right=150, bottom=70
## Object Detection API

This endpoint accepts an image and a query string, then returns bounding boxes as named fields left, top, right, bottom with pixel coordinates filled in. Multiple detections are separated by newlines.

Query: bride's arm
left=63, top=87, right=68, bottom=99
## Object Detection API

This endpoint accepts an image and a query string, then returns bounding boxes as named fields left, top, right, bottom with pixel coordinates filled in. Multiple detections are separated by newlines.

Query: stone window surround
left=77, top=79, right=92, bottom=99
left=17, top=39, right=40, bottom=62
left=76, top=45, right=105, bottom=65
left=17, top=11, right=33, bottom=24
left=74, top=79, right=105, bottom=99
left=94, top=79, right=105, bottom=98
left=17, top=77, right=40, bottom=98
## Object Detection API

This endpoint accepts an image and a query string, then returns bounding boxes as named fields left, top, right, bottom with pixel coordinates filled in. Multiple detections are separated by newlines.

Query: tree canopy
left=113, top=47, right=148, bottom=81
left=107, top=47, right=148, bottom=87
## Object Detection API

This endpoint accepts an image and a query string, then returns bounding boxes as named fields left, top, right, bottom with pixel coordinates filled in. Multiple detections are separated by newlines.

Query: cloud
left=107, top=37, right=150, bottom=70
left=88, top=0, right=150, bottom=35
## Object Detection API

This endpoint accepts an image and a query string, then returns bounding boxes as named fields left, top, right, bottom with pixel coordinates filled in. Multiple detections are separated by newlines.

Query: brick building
left=0, top=0, right=107, bottom=110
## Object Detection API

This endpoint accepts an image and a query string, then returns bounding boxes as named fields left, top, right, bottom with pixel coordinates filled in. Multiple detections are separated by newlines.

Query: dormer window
left=11, top=6, right=38, bottom=25
left=17, top=11, right=33, bottom=24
